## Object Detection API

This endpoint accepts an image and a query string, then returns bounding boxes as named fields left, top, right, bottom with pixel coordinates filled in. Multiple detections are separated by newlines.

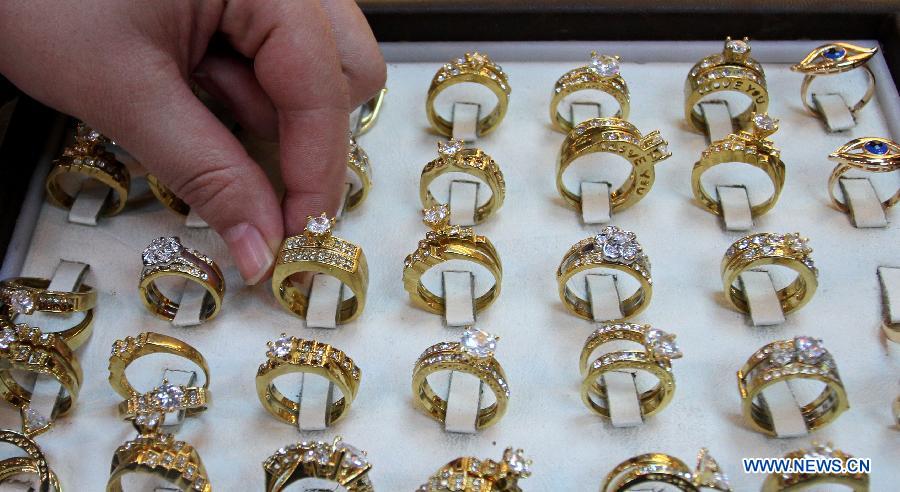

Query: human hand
left=0, top=0, right=386, bottom=284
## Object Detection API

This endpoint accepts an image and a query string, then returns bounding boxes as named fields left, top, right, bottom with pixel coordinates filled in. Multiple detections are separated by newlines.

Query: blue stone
left=864, top=141, right=889, bottom=155
left=823, top=47, right=846, bottom=60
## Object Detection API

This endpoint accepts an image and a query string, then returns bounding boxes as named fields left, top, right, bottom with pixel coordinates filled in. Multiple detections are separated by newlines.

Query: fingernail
left=222, top=223, right=275, bottom=286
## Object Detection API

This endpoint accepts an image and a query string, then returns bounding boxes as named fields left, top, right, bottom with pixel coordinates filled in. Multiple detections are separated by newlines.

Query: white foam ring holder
left=812, top=93, right=857, bottom=133
left=569, top=103, right=613, bottom=225
left=586, top=274, right=642, bottom=427
left=839, top=178, right=888, bottom=228
left=170, top=278, right=208, bottom=328
left=738, top=270, right=786, bottom=326
left=443, top=102, right=482, bottom=227
left=306, top=274, right=345, bottom=329
left=878, top=266, right=900, bottom=325
left=759, top=380, right=809, bottom=438
left=0, top=479, right=38, bottom=492
left=443, top=271, right=476, bottom=327
left=699, top=101, right=755, bottom=231
left=68, top=179, right=111, bottom=226
left=297, top=372, right=334, bottom=432
left=442, top=270, right=481, bottom=434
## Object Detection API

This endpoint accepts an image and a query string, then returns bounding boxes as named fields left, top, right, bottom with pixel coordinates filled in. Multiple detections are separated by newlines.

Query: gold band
left=345, top=134, right=373, bottom=212
left=355, top=87, right=387, bottom=136
left=0, top=430, right=59, bottom=492
left=46, top=123, right=130, bottom=217
left=418, top=447, right=531, bottom=492
left=411, top=328, right=509, bottom=430
left=272, top=215, right=368, bottom=324
left=138, top=236, right=225, bottom=322
left=556, top=226, right=652, bottom=321
left=0, top=323, right=83, bottom=437
left=146, top=173, right=191, bottom=216
left=761, top=443, right=869, bottom=491
left=421, top=140, right=505, bottom=224
left=117, top=384, right=210, bottom=421
left=792, top=42, right=878, bottom=119
left=579, top=323, right=681, bottom=419
left=684, top=37, right=768, bottom=133
left=602, top=449, right=732, bottom=492
left=550, top=52, right=630, bottom=133
left=721, top=232, right=818, bottom=315
left=107, top=432, right=211, bottom=492
left=426, top=52, right=510, bottom=137
left=255, top=335, right=361, bottom=426
left=403, top=207, right=502, bottom=316
left=263, top=438, right=374, bottom=492
left=691, top=113, right=785, bottom=218
left=108, top=332, right=210, bottom=407
left=557, top=117, right=670, bottom=213
left=826, top=137, right=900, bottom=214
left=0, top=276, right=96, bottom=350
left=737, top=337, right=849, bottom=436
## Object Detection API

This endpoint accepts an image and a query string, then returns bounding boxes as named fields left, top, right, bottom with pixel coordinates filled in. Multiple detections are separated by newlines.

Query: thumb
left=92, top=66, right=283, bottom=285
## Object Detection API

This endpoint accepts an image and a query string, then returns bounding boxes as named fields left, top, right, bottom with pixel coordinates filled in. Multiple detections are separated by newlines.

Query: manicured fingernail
left=222, top=223, right=274, bottom=285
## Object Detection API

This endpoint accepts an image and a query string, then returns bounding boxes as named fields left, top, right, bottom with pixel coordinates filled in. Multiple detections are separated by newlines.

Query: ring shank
left=558, top=262, right=651, bottom=321
left=426, top=73, right=509, bottom=137
left=722, top=256, right=817, bottom=315
left=801, top=65, right=876, bottom=118
left=692, top=148, right=785, bottom=218
left=411, top=357, right=508, bottom=430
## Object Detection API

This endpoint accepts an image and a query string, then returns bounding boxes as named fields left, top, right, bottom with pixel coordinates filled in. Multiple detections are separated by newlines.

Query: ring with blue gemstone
left=827, top=137, right=900, bottom=216
left=792, top=42, right=879, bottom=120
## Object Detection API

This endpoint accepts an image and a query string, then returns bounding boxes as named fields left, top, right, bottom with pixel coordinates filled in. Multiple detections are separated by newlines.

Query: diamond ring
left=45, top=123, right=131, bottom=218
left=411, top=327, right=510, bottom=430
left=117, top=381, right=210, bottom=428
left=550, top=51, right=630, bottom=133
left=737, top=337, right=849, bottom=436
left=138, top=236, right=225, bottom=323
left=579, top=323, right=682, bottom=420
left=0, top=276, right=96, bottom=350
left=761, top=443, right=868, bottom=491
left=420, top=140, right=505, bottom=225
left=272, top=214, right=368, bottom=324
left=0, top=322, right=83, bottom=438
left=721, top=232, right=818, bottom=316
left=684, top=37, right=768, bottom=134
left=403, top=206, right=503, bottom=316
left=556, top=117, right=670, bottom=214
left=827, top=137, right=900, bottom=216
left=0, top=430, right=60, bottom=491
left=107, top=431, right=211, bottom=492
left=556, top=226, right=652, bottom=321
left=417, top=447, right=531, bottom=492
left=691, top=113, right=786, bottom=219
left=263, top=437, right=374, bottom=492
left=255, top=335, right=361, bottom=427
left=425, top=52, right=510, bottom=137
left=792, top=42, right=878, bottom=121
left=602, top=449, right=732, bottom=491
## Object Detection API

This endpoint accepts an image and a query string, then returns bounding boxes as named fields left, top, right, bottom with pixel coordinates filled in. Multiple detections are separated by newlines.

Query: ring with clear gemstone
left=263, top=437, right=373, bottom=490
left=419, top=447, right=530, bottom=491
left=550, top=51, right=630, bottom=132
left=427, top=52, right=509, bottom=137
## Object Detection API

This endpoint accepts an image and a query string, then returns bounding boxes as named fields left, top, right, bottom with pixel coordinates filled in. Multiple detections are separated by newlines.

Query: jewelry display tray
left=2, top=40, right=900, bottom=490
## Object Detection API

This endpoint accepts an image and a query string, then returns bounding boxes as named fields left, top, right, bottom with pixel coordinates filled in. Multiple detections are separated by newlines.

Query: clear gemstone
left=505, top=449, right=530, bottom=475
left=438, top=138, right=464, bottom=156
left=8, top=290, right=34, bottom=314
left=795, top=336, right=826, bottom=363
left=726, top=39, right=749, bottom=54
left=461, top=328, right=497, bottom=358
left=770, top=346, right=794, bottom=366
left=646, top=328, right=682, bottom=359
left=590, top=53, right=620, bottom=77
left=306, top=216, right=332, bottom=235
left=272, top=335, right=292, bottom=357
left=753, top=113, right=776, bottom=131
left=337, top=441, right=368, bottom=468
left=423, top=204, right=449, bottom=226
left=142, top=237, right=183, bottom=265
left=23, top=407, right=50, bottom=430
left=0, top=328, right=16, bottom=349
left=305, top=442, right=333, bottom=465
left=602, top=241, right=621, bottom=259
left=153, top=384, right=185, bottom=411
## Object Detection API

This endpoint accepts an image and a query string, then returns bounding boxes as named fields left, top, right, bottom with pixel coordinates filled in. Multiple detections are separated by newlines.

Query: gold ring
left=684, top=37, right=768, bottom=133
left=417, top=447, right=531, bottom=492
left=550, top=52, right=630, bottom=133
left=0, top=430, right=60, bottom=492
left=345, top=134, right=373, bottom=212
left=263, top=437, right=373, bottom=492
left=421, top=140, right=505, bottom=224
left=557, top=117, right=670, bottom=213
left=108, top=332, right=210, bottom=407
left=737, top=336, right=849, bottom=436
left=139, top=236, right=225, bottom=323
left=146, top=173, right=192, bottom=217
left=255, top=335, right=361, bottom=426
left=761, top=443, right=869, bottom=491
left=272, top=214, right=368, bottom=324
left=411, top=328, right=510, bottom=430
left=827, top=137, right=900, bottom=214
left=579, top=323, right=681, bottom=420
left=721, top=232, right=818, bottom=315
left=556, top=226, right=652, bottom=321
left=792, top=42, right=878, bottom=119
left=355, top=87, right=387, bottom=136
left=602, top=448, right=732, bottom=491
left=0, top=276, right=96, bottom=350
left=117, top=382, right=210, bottom=423
left=0, top=322, right=83, bottom=437
left=692, top=113, right=785, bottom=218
left=426, top=52, right=510, bottom=137
left=107, top=432, right=211, bottom=492
left=403, top=206, right=502, bottom=315
left=45, top=123, right=130, bottom=217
